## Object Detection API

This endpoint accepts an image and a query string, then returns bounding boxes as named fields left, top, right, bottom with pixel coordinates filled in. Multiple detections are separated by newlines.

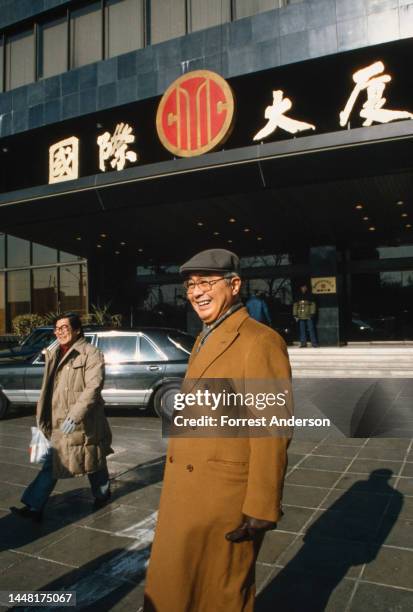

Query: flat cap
left=180, top=249, right=240, bottom=276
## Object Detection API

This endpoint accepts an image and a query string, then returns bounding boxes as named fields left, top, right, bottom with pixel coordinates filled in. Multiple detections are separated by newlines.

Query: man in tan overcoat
left=144, top=249, right=291, bottom=612
left=11, top=312, right=112, bottom=522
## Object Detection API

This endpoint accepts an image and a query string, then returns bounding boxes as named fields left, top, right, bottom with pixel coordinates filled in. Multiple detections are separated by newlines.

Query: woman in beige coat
left=11, top=313, right=112, bottom=521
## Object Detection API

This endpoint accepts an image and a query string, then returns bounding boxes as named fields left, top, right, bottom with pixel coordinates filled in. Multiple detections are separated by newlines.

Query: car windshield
left=166, top=332, right=195, bottom=356
left=21, top=329, right=54, bottom=348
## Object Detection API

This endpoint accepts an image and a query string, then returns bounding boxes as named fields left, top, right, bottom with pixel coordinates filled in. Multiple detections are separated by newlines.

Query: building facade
left=1, top=0, right=413, bottom=344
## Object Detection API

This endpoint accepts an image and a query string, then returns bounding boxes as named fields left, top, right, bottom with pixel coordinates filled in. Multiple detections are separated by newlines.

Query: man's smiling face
left=186, top=274, right=241, bottom=324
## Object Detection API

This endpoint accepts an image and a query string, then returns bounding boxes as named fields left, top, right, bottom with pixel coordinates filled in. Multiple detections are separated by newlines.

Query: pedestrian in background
left=293, top=284, right=319, bottom=347
left=10, top=312, right=113, bottom=522
left=246, top=289, right=272, bottom=326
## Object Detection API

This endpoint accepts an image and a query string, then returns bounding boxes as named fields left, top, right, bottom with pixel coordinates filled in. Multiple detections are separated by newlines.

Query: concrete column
left=309, top=246, right=340, bottom=346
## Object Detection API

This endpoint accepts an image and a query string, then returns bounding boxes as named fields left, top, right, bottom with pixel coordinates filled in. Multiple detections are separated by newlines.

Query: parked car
left=0, top=328, right=194, bottom=420
left=0, top=326, right=55, bottom=362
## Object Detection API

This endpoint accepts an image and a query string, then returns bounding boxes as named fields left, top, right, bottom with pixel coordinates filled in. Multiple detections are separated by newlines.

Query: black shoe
left=299, top=344, right=306, bottom=348
left=93, top=490, right=111, bottom=510
left=10, top=505, right=43, bottom=523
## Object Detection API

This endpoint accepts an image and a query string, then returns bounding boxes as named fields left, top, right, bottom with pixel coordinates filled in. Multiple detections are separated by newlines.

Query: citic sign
left=156, top=70, right=235, bottom=158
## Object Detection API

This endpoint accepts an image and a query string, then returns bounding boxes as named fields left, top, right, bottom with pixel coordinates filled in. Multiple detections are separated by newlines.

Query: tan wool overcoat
left=144, top=307, right=291, bottom=612
left=37, top=337, right=113, bottom=479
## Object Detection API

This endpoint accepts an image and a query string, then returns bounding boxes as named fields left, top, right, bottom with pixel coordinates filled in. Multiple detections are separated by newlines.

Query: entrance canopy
left=1, top=120, right=413, bottom=263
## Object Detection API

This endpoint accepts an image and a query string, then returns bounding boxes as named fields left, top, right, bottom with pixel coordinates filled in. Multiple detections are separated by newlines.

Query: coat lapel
left=185, top=307, right=249, bottom=386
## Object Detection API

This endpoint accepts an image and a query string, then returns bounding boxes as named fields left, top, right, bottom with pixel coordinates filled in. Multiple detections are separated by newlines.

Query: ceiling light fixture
left=257, top=237, right=263, bottom=241
left=355, top=204, right=363, bottom=210
left=229, top=218, right=236, bottom=223
left=197, top=221, right=204, bottom=227
left=244, top=228, right=250, bottom=232
left=213, top=231, right=220, bottom=236
left=362, top=216, right=369, bottom=221
left=368, top=226, right=376, bottom=231
left=406, top=224, right=412, bottom=229
left=401, top=213, right=408, bottom=218
left=138, top=248, right=143, bottom=252
left=115, top=251, right=120, bottom=255
left=100, top=233, right=107, bottom=238
left=120, top=241, right=126, bottom=245
left=397, top=200, right=404, bottom=206
left=228, top=239, right=233, bottom=243
left=76, top=236, right=82, bottom=241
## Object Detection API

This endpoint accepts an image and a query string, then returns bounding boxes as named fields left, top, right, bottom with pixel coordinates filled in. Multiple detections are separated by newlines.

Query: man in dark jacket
left=293, top=284, right=319, bottom=347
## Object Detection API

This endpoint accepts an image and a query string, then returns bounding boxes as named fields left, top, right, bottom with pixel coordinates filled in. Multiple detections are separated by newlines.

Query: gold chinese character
left=48, top=137, right=79, bottom=184
left=340, top=61, right=413, bottom=127
left=97, top=122, right=138, bottom=172
left=253, top=90, right=316, bottom=141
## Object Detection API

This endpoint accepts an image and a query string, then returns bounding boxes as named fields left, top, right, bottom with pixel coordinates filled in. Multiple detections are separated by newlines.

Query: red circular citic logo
left=156, top=70, right=235, bottom=158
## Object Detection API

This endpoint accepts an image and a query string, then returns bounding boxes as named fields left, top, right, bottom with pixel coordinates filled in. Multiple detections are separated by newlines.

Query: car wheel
left=153, top=382, right=181, bottom=421
left=0, top=392, right=9, bottom=420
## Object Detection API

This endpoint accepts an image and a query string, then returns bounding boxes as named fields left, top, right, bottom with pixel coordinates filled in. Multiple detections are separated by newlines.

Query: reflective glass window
left=59, top=250, right=82, bottom=263
left=151, top=0, right=186, bottom=44
left=7, top=236, right=30, bottom=268
left=32, top=243, right=58, bottom=265
left=235, top=1, right=282, bottom=19
left=190, top=0, right=231, bottom=31
left=5, top=28, right=35, bottom=90
left=0, top=37, right=4, bottom=92
left=105, top=0, right=144, bottom=57
left=32, top=267, right=58, bottom=315
left=139, top=335, right=161, bottom=361
left=39, top=16, right=68, bottom=78
left=7, top=270, right=31, bottom=325
left=0, top=234, right=5, bottom=268
left=0, top=272, right=5, bottom=333
left=98, top=335, right=137, bottom=363
left=59, top=264, right=87, bottom=314
left=70, top=2, right=102, bottom=69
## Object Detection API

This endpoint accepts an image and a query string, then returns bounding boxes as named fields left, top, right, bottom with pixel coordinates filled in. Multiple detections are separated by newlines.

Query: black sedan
left=0, top=328, right=194, bottom=420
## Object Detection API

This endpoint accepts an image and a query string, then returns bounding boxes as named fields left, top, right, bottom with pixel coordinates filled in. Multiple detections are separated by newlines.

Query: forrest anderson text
left=173, top=416, right=331, bottom=427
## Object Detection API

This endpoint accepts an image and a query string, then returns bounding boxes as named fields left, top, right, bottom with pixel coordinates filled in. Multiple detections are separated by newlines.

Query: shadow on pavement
left=0, top=455, right=165, bottom=556
left=256, top=469, right=403, bottom=612
left=9, top=546, right=151, bottom=611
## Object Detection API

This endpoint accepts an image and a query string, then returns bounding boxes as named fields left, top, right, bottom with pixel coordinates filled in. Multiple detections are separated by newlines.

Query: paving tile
left=300, top=455, right=353, bottom=471
left=401, top=463, right=413, bottom=477
left=257, top=531, right=296, bottom=565
left=365, top=438, right=411, bottom=449
left=288, top=440, right=320, bottom=454
left=256, top=565, right=355, bottom=612
left=395, top=477, right=413, bottom=497
left=324, top=436, right=366, bottom=446
left=362, top=546, right=413, bottom=589
left=110, top=482, right=162, bottom=511
left=312, top=444, right=360, bottom=458
left=335, top=472, right=397, bottom=493
left=255, top=562, right=274, bottom=592
left=282, top=484, right=330, bottom=508
left=321, top=489, right=392, bottom=516
left=349, top=581, right=413, bottom=611
left=0, top=550, right=21, bottom=574
left=39, top=527, right=133, bottom=568
left=348, top=458, right=402, bottom=475
left=0, top=463, right=40, bottom=486
left=277, top=534, right=365, bottom=578
left=0, top=556, right=75, bottom=592
left=277, top=506, right=314, bottom=533
left=287, top=468, right=341, bottom=488
left=305, top=508, right=384, bottom=543
left=375, top=517, right=413, bottom=549
left=357, top=446, right=409, bottom=461
left=82, top=504, right=150, bottom=534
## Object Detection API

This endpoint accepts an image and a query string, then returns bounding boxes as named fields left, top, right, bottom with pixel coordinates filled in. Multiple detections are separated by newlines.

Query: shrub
left=12, top=314, right=46, bottom=338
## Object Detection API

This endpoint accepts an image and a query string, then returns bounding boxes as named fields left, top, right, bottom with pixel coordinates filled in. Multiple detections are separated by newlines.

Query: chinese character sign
left=97, top=122, right=138, bottom=172
left=253, top=90, right=316, bottom=141
left=48, top=136, right=79, bottom=184
left=339, top=61, right=413, bottom=127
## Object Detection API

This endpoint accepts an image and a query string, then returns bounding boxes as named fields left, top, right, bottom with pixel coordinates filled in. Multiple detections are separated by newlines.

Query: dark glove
left=60, top=416, right=76, bottom=435
left=225, top=514, right=276, bottom=543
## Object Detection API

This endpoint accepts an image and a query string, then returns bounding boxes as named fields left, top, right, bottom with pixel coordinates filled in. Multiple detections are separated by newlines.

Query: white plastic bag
left=29, top=426, right=51, bottom=464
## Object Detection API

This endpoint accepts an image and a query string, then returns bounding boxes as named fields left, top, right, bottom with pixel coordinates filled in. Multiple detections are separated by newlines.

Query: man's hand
left=225, top=514, right=277, bottom=543
left=60, top=416, right=76, bottom=434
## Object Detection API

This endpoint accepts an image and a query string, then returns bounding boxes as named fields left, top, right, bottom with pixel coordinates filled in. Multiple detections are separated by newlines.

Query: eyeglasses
left=184, top=277, right=229, bottom=294
left=54, top=324, right=71, bottom=334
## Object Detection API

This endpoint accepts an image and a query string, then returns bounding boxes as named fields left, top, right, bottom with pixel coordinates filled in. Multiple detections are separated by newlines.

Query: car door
left=136, top=334, right=167, bottom=403
left=96, top=333, right=142, bottom=405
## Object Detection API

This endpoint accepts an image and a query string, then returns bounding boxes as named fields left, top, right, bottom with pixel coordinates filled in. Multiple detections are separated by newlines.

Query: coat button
left=169, top=456, right=174, bottom=463
left=186, top=464, right=194, bottom=472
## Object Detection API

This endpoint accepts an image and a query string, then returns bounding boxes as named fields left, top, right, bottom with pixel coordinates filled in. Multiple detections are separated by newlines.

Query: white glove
left=60, top=416, right=76, bottom=434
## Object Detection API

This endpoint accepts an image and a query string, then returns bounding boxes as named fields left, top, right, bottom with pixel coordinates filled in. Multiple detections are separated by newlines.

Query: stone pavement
left=0, top=399, right=412, bottom=611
